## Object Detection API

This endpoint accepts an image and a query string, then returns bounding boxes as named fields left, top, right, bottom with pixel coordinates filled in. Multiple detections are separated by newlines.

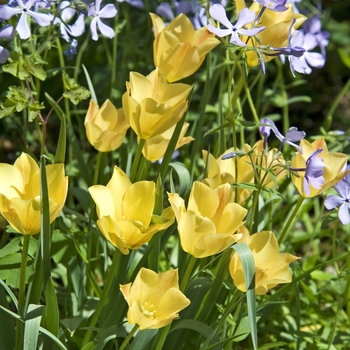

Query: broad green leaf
left=24, top=304, right=45, bottom=350
left=232, top=243, right=257, bottom=350
left=169, top=162, right=191, bottom=197
left=43, top=278, right=59, bottom=336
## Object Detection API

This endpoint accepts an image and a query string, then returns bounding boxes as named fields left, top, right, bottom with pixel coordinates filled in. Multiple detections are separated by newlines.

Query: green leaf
left=24, top=304, right=45, bottom=350
left=43, top=278, right=59, bottom=336
left=0, top=284, right=16, bottom=349
left=62, top=72, right=90, bottom=105
left=231, top=243, right=257, bottom=350
left=0, top=237, right=21, bottom=258
left=338, top=48, right=350, bottom=69
left=130, top=329, right=157, bottom=350
left=169, top=162, right=191, bottom=197
left=0, top=252, right=35, bottom=288
left=39, top=327, right=68, bottom=350
left=82, top=64, right=97, bottom=103
left=40, top=156, right=51, bottom=289
left=170, top=319, right=221, bottom=344
left=61, top=317, right=84, bottom=337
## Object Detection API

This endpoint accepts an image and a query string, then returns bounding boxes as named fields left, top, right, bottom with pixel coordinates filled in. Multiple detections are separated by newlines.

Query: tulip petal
left=89, top=185, right=115, bottom=219
left=97, top=216, right=129, bottom=254
left=122, top=181, right=155, bottom=227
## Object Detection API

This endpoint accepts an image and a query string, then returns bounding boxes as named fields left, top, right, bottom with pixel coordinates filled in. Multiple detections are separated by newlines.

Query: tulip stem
left=130, top=139, right=145, bottom=183
left=119, top=324, right=139, bottom=350
left=81, top=248, right=122, bottom=347
left=15, top=235, right=30, bottom=350
left=278, top=196, right=305, bottom=245
left=153, top=323, right=171, bottom=350
left=180, top=255, right=197, bottom=292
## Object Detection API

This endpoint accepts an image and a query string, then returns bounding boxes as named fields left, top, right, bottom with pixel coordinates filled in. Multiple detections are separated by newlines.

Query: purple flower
left=286, top=0, right=301, bottom=14
left=260, top=118, right=306, bottom=152
left=324, top=170, right=350, bottom=224
left=88, top=0, right=117, bottom=41
left=63, top=38, right=78, bottom=60
left=253, top=0, right=288, bottom=25
left=221, top=151, right=236, bottom=160
left=0, top=0, right=53, bottom=40
left=207, top=4, right=265, bottom=47
left=54, top=1, right=85, bottom=42
left=303, top=149, right=325, bottom=196
left=0, top=25, right=15, bottom=64
left=116, top=0, right=144, bottom=9
left=254, top=0, right=288, bottom=11
left=303, top=16, right=329, bottom=57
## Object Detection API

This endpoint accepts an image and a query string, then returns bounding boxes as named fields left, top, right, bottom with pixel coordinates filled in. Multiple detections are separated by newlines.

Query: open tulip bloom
left=150, top=12, right=220, bottom=82
left=230, top=231, right=299, bottom=295
left=0, top=2, right=347, bottom=349
left=290, top=138, right=349, bottom=198
left=120, top=268, right=190, bottom=329
left=168, top=181, right=247, bottom=258
left=0, top=153, right=68, bottom=235
left=89, top=166, right=174, bottom=254
left=84, top=99, right=129, bottom=152
left=122, top=68, right=192, bottom=139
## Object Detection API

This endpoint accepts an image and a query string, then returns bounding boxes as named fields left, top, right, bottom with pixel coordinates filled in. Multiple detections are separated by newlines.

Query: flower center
left=141, top=301, right=156, bottom=319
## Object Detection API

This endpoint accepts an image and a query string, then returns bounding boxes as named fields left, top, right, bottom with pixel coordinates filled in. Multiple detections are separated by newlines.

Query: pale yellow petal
left=122, top=181, right=155, bottom=227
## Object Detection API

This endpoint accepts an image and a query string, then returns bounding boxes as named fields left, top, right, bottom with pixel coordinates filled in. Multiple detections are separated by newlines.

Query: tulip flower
left=142, top=122, right=194, bottom=162
left=202, top=145, right=254, bottom=203
left=0, top=153, right=68, bottom=235
left=290, top=138, right=349, bottom=198
left=235, top=0, right=306, bottom=66
left=150, top=13, right=220, bottom=82
left=89, top=166, right=174, bottom=254
left=84, top=99, right=129, bottom=152
left=230, top=231, right=299, bottom=295
left=122, top=68, right=191, bottom=140
left=168, top=181, right=247, bottom=258
left=120, top=268, right=190, bottom=329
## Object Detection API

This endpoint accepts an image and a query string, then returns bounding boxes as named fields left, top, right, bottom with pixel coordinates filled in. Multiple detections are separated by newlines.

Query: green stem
left=81, top=249, right=123, bottom=347
left=180, top=255, right=197, bottom=292
left=130, top=139, right=146, bottom=183
left=15, top=235, right=30, bottom=350
left=119, top=324, right=139, bottom=350
left=153, top=323, right=171, bottom=350
left=244, top=81, right=260, bottom=124
left=278, top=196, right=305, bottom=245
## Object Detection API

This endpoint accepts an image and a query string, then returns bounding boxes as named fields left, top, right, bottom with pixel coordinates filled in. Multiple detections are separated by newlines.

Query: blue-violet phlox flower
left=0, top=25, right=15, bottom=64
left=303, top=149, right=325, bottom=196
left=208, top=4, right=265, bottom=47
left=254, top=0, right=288, bottom=12
left=88, top=0, right=118, bottom=41
left=0, top=0, right=53, bottom=40
left=54, top=1, right=85, bottom=42
left=324, top=171, right=350, bottom=225
left=260, top=118, right=306, bottom=152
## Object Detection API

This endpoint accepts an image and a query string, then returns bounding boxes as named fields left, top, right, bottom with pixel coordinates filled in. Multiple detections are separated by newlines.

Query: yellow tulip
left=202, top=145, right=254, bottom=203
left=291, top=138, right=349, bottom=198
left=201, top=141, right=286, bottom=202
left=122, top=68, right=192, bottom=140
left=84, top=99, right=129, bottom=152
left=142, top=122, right=194, bottom=162
left=168, top=181, right=247, bottom=258
left=120, top=268, right=190, bottom=330
left=89, top=166, right=174, bottom=254
left=0, top=153, right=68, bottom=235
left=150, top=13, right=220, bottom=82
left=230, top=231, right=299, bottom=295
left=235, top=0, right=306, bottom=66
